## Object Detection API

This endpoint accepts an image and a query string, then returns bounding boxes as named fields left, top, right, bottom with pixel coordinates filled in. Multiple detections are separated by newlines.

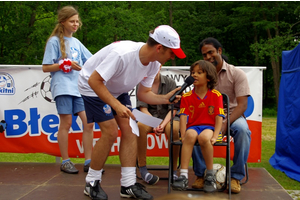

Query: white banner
left=0, top=65, right=264, bottom=162
left=0, top=66, right=264, bottom=139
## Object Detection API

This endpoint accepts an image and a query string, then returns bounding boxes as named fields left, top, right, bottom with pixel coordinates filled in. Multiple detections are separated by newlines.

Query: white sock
left=180, top=169, right=188, bottom=179
left=121, top=167, right=136, bottom=187
left=86, top=168, right=103, bottom=183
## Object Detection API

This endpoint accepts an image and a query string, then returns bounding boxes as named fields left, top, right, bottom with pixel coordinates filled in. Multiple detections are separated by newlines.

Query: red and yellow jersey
left=179, top=89, right=225, bottom=128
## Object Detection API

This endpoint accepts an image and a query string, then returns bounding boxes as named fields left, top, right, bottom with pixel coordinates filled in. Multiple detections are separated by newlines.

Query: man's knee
left=231, top=117, right=251, bottom=136
left=100, top=125, right=119, bottom=143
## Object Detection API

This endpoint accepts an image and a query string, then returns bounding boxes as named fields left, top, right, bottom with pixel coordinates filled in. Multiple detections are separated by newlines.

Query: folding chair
left=241, top=163, right=249, bottom=185
left=168, top=93, right=231, bottom=199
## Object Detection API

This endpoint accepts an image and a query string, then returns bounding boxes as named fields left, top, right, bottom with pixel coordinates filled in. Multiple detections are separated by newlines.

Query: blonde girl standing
left=42, top=6, right=93, bottom=174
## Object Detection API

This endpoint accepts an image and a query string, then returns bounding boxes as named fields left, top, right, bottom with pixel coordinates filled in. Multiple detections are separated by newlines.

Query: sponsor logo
left=3, top=108, right=88, bottom=143
left=198, top=102, right=206, bottom=108
left=0, top=72, right=15, bottom=95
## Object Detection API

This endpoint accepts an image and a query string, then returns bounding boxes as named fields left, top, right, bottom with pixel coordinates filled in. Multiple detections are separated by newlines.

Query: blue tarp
left=269, top=44, right=300, bottom=182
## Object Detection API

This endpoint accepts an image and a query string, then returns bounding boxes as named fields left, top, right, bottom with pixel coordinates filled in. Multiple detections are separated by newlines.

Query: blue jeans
left=192, top=116, right=251, bottom=181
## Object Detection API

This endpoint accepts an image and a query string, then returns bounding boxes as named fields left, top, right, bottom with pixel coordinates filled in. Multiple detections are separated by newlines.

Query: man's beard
left=212, top=60, right=218, bottom=66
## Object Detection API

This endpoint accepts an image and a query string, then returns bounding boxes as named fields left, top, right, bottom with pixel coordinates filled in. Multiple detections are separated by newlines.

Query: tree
left=1, top=1, right=300, bottom=109
left=248, top=2, right=298, bottom=108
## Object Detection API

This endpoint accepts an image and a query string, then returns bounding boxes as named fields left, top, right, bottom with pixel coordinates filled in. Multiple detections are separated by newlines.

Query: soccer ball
left=205, top=163, right=226, bottom=190
left=40, top=75, right=54, bottom=103
left=214, top=163, right=226, bottom=189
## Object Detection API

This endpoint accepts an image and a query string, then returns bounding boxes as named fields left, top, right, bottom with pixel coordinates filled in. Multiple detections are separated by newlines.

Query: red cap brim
left=172, top=48, right=186, bottom=59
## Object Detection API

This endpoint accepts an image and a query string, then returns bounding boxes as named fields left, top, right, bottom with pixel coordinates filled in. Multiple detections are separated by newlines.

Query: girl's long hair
left=46, top=6, right=82, bottom=59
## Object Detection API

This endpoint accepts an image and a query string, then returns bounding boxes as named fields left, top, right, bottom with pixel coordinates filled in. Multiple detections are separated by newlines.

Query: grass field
left=1, top=117, right=299, bottom=190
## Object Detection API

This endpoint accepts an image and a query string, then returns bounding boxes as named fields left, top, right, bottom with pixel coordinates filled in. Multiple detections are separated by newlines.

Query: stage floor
left=0, top=163, right=292, bottom=200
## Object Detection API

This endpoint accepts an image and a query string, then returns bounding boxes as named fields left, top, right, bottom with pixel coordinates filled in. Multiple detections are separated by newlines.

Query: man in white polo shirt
left=78, top=25, right=186, bottom=200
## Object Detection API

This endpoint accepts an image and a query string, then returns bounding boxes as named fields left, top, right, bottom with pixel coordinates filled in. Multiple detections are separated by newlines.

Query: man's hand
left=166, top=87, right=182, bottom=104
left=115, top=104, right=136, bottom=120
left=221, top=119, right=228, bottom=137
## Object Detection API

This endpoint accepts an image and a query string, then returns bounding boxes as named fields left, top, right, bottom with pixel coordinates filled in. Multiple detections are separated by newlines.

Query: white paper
left=129, top=117, right=139, bottom=136
left=132, top=109, right=163, bottom=128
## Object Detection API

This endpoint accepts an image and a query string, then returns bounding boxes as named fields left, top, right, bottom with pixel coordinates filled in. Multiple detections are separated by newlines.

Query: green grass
left=1, top=117, right=299, bottom=190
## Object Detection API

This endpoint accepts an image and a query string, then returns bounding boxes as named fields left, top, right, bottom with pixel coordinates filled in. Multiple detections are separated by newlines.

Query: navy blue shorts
left=82, top=93, right=132, bottom=123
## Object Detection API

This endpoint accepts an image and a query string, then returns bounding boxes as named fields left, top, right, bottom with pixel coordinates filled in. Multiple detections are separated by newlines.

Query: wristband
left=59, top=58, right=72, bottom=73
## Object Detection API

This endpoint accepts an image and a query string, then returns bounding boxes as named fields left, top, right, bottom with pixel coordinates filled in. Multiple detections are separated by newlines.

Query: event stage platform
left=0, top=163, right=292, bottom=200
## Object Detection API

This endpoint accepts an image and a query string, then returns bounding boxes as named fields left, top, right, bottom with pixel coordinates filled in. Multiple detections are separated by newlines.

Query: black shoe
left=171, top=175, right=188, bottom=191
left=203, top=173, right=217, bottom=193
left=143, top=173, right=159, bottom=185
left=84, top=163, right=90, bottom=172
left=148, top=174, right=159, bottom=185
left=120, top=183, right=153, bottom=200
left=84, top=180, right=108, bottom=200
left=60, top=161, right=79, bottom=174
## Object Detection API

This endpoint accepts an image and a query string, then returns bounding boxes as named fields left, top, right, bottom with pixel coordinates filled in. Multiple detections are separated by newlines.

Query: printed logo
left=208, top=106, right=215, bottom=115
left=103, top=104, right=112, bottom=116
left=125, top=189, right=135, bottom=197
left=0, top=72, right=15, bottom=95
left=70, top=47, right=80, bottom=63
left=198, top=102, right=206, bottom=108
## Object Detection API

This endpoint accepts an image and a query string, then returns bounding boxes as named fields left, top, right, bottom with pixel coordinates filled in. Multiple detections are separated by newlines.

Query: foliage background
left=1, top=1, right=300, bottom=108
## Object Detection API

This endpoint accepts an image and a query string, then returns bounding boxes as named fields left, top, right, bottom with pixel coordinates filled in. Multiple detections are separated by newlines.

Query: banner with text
left=0, top=66, right=263, bottom=162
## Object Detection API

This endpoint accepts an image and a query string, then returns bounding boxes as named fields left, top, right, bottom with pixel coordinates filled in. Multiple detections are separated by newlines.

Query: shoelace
left=64, top=161, right=75, bottom=169
left=134, top=183, right=147, bottom=193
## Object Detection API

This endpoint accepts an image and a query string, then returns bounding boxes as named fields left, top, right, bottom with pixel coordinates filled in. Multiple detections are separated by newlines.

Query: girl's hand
left=211, top=137, right=217, bottom=145
left=71, top=61, right=82, bottom=71
left=154, top=125, right=164, bottom=136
